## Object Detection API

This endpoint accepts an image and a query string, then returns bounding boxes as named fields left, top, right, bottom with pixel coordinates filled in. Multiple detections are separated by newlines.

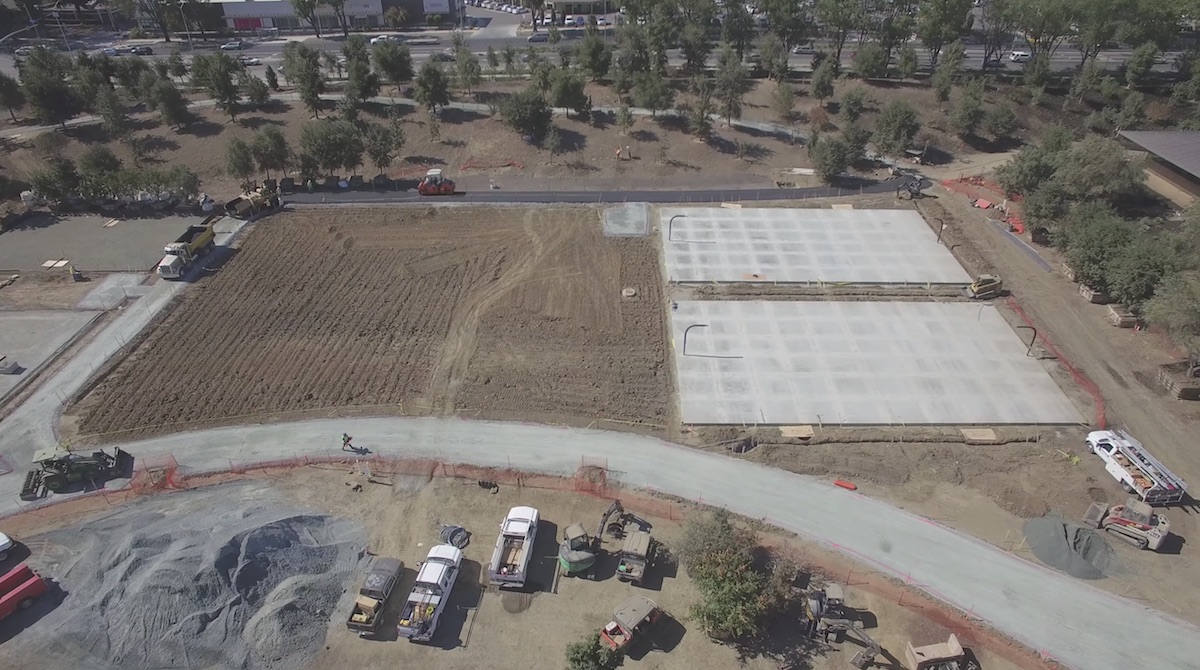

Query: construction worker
left=341, top=433, right=353, bottom=451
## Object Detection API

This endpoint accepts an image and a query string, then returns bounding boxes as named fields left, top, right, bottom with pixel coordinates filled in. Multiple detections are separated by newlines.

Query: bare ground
left=64, top=206, right=670, bottom=440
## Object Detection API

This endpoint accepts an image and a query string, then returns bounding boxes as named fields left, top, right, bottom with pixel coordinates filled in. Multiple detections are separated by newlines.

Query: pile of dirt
left=8, top=483, right=366, bottom=670
left=1023, top=514, right=1117, bottom=580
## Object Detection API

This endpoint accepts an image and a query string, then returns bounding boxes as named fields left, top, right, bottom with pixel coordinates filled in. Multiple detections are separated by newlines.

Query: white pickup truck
left=487, top=506, right=539, bottom=589
left=396, top=544, right=463, bottom=643
left=1086, top=430, right=1188, bottom=505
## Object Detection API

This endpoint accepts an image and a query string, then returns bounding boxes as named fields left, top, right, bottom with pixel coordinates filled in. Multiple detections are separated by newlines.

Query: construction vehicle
left=904, top=634, right=979, bottom=670
left=488, top=506, right=539, bottom=589
left=0, top=563, right=47, bottom=622
left=224, top=185, right=282, bottom=220
left=963, top=274, right=1003, bottom=299
left=600, top=595, right=661, bottom=651
left=19, top=447, right=134, bottom=501
left=397, top=544, right=463, bottom=643
left=417, top=168, right=456, bottom=196
left=1083, top=497, right=1171, bottom=551
left=1086, top=430, right=1187, bottom=505
left=346, top=556, right=403, bottom=638
left=805, top=584, right=882, bottom=670
left=616, top=530, right=655, bottom=586
left=558, top=500, right=625, bottom=577
left=156, top=222, right=216, bottom=280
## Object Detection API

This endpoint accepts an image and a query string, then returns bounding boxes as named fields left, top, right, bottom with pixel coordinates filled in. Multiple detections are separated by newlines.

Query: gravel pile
left=1023, top=514, right=1117, bottom=580
left=6, top=482, right=366, bottom=670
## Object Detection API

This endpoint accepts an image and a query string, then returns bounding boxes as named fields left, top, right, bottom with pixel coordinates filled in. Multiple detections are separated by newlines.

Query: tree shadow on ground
left=724, top=600, right=825, bottom=670
left=403, top=155, right=447, bottom=166
left=557, top=127, right=587, bottom=153
left=960, top=134, right=1024, bottom=153
left=590, top=109, right=611, bottom=129
left=178, top=120, right=224, bottom=138
left=655, top=113, right=688, bottom=132
left=239, top=115, right=286, bottom=130
left=630, top=129, right=658, bottom=143
left=140, top=134, right=180, bottom=154
left=439, top=107, right=488, bottom=124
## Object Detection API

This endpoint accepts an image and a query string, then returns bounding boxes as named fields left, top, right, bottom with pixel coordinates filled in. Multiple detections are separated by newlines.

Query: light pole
left=49, top=12, right=72, bottom=53
left=177, top=2, right=194, bottom=48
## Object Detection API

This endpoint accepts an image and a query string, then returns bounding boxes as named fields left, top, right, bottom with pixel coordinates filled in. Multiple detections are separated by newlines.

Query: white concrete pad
left=671, top=301, right=1082, bottom=425
left=659, top=207, right=971, bottom=284
left=0, top=310, right=101, bottom=401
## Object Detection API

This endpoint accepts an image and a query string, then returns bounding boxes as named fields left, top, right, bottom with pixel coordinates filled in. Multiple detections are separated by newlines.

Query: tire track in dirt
left=422, top=210, right=565, bottom=413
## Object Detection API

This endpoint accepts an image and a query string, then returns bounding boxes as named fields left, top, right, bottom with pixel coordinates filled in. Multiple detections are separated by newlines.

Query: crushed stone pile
left=1023, top=514, right=1117, bottom=580
left=6, top=482, right=366, bottom=670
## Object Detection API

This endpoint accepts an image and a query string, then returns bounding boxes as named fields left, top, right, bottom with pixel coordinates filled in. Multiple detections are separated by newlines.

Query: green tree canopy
left=500, top=86, right=553, bottom=140
left=871, top=100, right=920, bottom=156
left=414, top=62, right=450, bottom=110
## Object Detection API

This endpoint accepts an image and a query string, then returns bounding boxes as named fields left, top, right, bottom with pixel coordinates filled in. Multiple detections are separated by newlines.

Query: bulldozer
left=963, top=274, right=1003, bottom=300
left=558, top=500, right=626, bottom=578
left=1082, top=498, right=1171, bottom=551
left=417, top=169, right=456, bottom=196
left=224, top=185, right=282, bottom=219
left=19, top=446, right=134, bottom=501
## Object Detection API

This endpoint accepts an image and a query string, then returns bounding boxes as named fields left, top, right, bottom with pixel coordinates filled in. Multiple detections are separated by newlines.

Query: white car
left=220, top=40, right=246, bottom=51
left=1008, top=50, right=1031, bottom=63
left=237, top=55, right=261, bottom=66
left=0, top=531, right=13, bottom=561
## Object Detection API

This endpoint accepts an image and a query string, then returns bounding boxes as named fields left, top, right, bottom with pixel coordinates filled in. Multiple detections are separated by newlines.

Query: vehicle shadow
left=0, top=579, right=66, bottom=644
left=523, top=519, right=559, bottom=593
left=190, top=246, right=241, bottom=283
left=437, top=559, right=483, bottom=649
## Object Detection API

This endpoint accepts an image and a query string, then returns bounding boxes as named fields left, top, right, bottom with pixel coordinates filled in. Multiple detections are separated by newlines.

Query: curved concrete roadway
left=1, top=211, right=1198, bottom=670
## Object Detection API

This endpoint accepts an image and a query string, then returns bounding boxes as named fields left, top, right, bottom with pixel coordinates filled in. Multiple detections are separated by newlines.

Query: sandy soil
left=65, top=206, right=670, bottom=439
left=0, top=467, right=1033, bottom=670
left=0, top=271, right=101, bottom=310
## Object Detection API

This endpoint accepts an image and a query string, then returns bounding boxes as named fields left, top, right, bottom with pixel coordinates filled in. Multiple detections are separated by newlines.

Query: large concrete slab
left=659, top=207, right=971, bottom=284
left=671, top=301, right=1082, bottom=425
left=0, top=214, right=206, bottom=272
left=0, top=310, right=101, bottom=401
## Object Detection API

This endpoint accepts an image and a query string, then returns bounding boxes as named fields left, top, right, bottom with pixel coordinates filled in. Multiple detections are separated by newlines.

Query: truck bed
left=501, top=540, right=526, bottom=570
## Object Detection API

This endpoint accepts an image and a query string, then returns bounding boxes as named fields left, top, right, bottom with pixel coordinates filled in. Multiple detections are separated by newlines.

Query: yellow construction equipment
left=963, top=274, right=1002, bottom=300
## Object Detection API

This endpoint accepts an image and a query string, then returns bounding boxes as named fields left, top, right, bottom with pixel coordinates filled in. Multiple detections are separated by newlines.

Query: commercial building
left=133, top=0, right=464, bottom=35
left=1119, top=130, right=1200, bottom=207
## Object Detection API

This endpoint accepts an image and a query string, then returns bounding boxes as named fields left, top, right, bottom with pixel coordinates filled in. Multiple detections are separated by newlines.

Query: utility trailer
left=346, top=557, right=403, bottom=638
left=616, top=530, right=654, bottom=586
left=396, top=544, right=463, bottom=643
left=488, top=506, right=539, bottom=589
left=1086, top=430, right=1187, bottom=505
left=0, top=563, right=47, bottom=621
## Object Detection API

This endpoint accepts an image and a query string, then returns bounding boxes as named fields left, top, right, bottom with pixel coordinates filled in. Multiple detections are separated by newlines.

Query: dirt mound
left=1023, top=514, right=1117, bottom=580
left=7, top=483, right=366, bottom=670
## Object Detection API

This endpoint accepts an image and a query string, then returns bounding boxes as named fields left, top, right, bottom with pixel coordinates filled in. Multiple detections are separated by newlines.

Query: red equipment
left=0, top=563, right=47, bottom=620
left=417, top=169, right=456, bottom=196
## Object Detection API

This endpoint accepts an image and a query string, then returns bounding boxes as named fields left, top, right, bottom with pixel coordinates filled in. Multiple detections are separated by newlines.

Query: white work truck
left=487, top=506, right=539, bottom=589
left=1086, top=430, right=1188, bottom=505
left=396, top=544, right=463, bottom=643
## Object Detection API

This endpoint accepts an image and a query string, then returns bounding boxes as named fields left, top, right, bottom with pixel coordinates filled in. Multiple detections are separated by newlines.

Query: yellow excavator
left=963, top=274, right=1003, bottom=300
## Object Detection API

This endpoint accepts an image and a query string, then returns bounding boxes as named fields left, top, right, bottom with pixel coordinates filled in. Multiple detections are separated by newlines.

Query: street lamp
left=49, top=12, right=72, bottom=53
left=177, top=2, right=194, bottom=48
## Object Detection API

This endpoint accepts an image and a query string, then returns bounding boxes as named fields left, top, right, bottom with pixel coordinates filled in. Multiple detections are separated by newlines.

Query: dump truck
left=156, top=222, right=216, bottom=279
left=600, top=595, right=661, bottom=651
left=616, top=530, right=654, bottom=586
left=0, top=563, right=47, bottom=622
left=225, top=186, right=282, bottom=220
left=1083, top=497, right=1171, bottom=551
left=417, top=168, right=456, bottom=195
left=488, top=506, right=539, bottom=589
left=1086, top=430, right=1187, bottom=505
left=346, top=556, right=403, bottom=638
left=19, top=447, right=134, bottom=501
left=963, top=274, right=1002, bottom=299
left=396, top=544, right=462, bottom=643
left=905, top=634, right=978, bottom=670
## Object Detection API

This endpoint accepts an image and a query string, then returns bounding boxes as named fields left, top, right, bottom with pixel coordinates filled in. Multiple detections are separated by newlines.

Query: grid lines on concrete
left=659, top=207, right=971, bottom=284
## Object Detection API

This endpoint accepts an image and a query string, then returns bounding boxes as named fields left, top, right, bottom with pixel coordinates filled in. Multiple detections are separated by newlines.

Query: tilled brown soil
left=69, top=207, right=670, bottom=439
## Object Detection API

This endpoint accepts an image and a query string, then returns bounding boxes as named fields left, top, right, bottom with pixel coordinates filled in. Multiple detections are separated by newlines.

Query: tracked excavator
left=806, top=584, right=882, bottom=669
left=558, top=500, right=626, bottom=578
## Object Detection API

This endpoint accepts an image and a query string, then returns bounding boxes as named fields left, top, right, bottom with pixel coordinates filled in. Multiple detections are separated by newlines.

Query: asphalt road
left=286, top=178, right=904, bottom=204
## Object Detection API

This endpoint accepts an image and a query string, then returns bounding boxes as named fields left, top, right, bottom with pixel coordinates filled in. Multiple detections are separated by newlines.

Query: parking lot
left=0, top=213, right=205, bottom=272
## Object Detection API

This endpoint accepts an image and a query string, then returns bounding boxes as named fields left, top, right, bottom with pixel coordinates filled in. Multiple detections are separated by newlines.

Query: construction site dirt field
left=65, top=207, right=670, bottom=439
left=0, top=469, right=1032, bottom=670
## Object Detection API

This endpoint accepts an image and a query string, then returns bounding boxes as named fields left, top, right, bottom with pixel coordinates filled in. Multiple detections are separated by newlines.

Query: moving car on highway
left=221, top=40, right=247, bottom=51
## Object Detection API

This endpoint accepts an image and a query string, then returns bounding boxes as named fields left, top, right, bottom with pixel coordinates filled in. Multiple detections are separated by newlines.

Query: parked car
left=1153, top=52, right=1167, bottom=64
left=130, top=46, right=153, bottom=55
left=220, top=40, right=247, bottom=51
left=528, top=32, right=549, bottom=42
